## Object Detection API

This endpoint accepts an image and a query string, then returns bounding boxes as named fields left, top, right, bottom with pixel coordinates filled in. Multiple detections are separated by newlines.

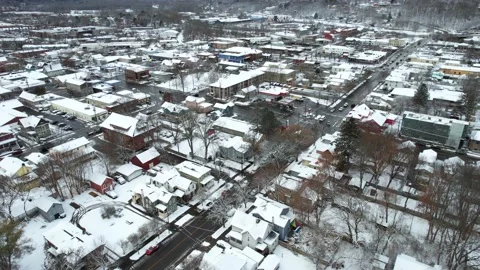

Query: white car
left=338, top=107, right=344, bottom=112
left=105, top=190, right=118, bottom=199
left=115, top=176, right=126, bottom=185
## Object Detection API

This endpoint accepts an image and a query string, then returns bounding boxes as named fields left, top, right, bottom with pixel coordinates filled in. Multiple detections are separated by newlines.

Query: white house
left=116, top=163, right=143, bottom=181
left=226, top=210, right=279, bottom=254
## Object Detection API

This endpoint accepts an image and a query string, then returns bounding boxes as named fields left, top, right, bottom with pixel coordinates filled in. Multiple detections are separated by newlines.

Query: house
left=258, top=254, right=281, bottom=270
left=202, top=241, right=259, bottom=270
left=131, top=147, right=161, bottom=170
left=49, top=137, right=95, bottom=162
left=43, top=63, right=65, bottom=77
left=43, top=222, right=104, bottom=270
left=0, top=126, right=19, bottom=153
left=0, top=156, right=33, bottom=179
left=274, top=174, right=318, bottom=211
left=213, top=117, right=256, bottom=138
left=25, top=152, right=49, bottom=167
left=19, top=115, right=51, bottom=141
left=37, top=197, right=65, bottom=222
left=116, top=163, right=143, bottom=181
left=151, top=168, right=197, bottom=202
left=219, top=136, right=252, bottom=163
left=251, top=197, right=294, bottom=241
left=18, top=91, right=45, bottom=108
left=213, top=102, right=234, bottom=117
left=89, top=173, right=115, bottom=194
left=175, top=161, right=213, bottom=188
left=227, top=210, right=279, bottom=254
left=100, top=113, right=156, bottom=151
left=159, top=102, right=189, bottom=123
left=132, top=183, right=177, bottom=218
left=185, top=96, right=213, bottom=114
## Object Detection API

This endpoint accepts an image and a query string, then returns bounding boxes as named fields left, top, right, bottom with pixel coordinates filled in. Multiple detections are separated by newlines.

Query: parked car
left=146, top=245, right=160, bottom=255
left=343, top=102, right=348, bottom=107
left=58, top=123, right=66, bottom=127
left=51, top=120, right=59, bottom=125
left=114, top=175, right=126, bottom=185
left=105, top=190, right=118, bottom=199
left=63, top=126, right=72, bottom=131
left=67, top=115, right=76, bottom=120
left=330, top=108, right=335, bottom=113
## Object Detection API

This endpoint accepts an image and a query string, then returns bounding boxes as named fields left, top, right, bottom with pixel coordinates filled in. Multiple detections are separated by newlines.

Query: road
left=135, top=210, right=220, bottom=270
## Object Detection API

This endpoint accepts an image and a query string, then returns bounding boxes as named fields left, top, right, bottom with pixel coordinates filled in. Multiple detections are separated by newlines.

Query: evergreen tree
left=257, top=108, right=281, bottom=135
left=334, top=117, right=361, bottom=171
left=412, top=83, right=429, bottom=108
left=461, top=77, right=479, bottom=121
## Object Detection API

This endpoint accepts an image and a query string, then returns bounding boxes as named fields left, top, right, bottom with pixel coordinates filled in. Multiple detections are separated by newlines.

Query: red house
left=131, top=147, right=161, bottom=170
left=89, top=173, right=115, bottom=194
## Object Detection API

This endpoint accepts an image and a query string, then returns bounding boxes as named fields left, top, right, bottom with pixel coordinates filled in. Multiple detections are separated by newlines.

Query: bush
left=101, top=205, right=117, bottom=219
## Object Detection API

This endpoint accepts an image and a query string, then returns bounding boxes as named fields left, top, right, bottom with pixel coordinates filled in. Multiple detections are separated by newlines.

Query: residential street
left=134, top=209, right=220, bottom=270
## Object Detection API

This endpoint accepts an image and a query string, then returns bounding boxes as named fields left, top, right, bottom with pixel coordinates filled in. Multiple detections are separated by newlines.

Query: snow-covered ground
left=156, top=72, right=210, bottom=93
left=175, top=214, right=194, bottom=227
left=274, top=245, right=316, bottom=270
left=79, top=206, right=152, bottom=256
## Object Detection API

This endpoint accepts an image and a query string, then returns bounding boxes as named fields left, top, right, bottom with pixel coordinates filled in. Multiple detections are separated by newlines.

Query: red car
left=145, top=245, right=160, bottom=255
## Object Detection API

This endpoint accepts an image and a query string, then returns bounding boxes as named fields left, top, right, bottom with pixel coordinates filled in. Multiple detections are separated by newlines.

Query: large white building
left=50, top=98, right=107, bottom=122
left=322, top=44, right=355, bottom=55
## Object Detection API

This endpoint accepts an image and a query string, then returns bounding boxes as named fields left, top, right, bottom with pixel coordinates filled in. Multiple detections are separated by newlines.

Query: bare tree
left=335, top=192, right=369, bottom=244
left=0, top=175, right=23, bottom=219
left=207, top=196, right=232, bottom=228
left=196, top=116, right=218, bottom=161
left=36, top=158, right=65, bottom=200
left=231, top=184, right=250, bottom=209
left=178, top=111, right=199, bottom=159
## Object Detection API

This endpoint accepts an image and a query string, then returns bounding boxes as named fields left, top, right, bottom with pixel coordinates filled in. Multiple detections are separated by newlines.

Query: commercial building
left=50, top=98, right=107, bottom=122
left=400, top=111, right=469, bottom=149
left=209, top=70, right=264, bottom=100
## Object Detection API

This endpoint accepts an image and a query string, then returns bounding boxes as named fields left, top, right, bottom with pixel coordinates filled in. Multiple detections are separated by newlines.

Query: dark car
left=146, top=245, right=160, bottom=255
left=67, top=115, right=76, bottom=120
left=51, top=120, right=59, bottom=125
left=63, top=126, right=72, bottom=131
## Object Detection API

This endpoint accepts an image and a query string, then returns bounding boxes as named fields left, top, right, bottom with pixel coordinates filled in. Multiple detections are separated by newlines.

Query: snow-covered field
left=156, top=72, right=210, bottom=93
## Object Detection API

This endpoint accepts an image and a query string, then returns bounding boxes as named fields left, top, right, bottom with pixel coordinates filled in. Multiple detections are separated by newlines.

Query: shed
left=89, top=173, right=115, bottom=194
left=37, top=197, right=65, bottom=222
left=131, top=147, right=161, bottom=170
left=116, top=163, right=143, bottom=181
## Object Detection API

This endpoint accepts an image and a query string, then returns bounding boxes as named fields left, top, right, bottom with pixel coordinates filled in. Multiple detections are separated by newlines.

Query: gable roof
left=36, top=197, right=62, bottom=213
left=90, top=173, right=112, bottom=186
left=0, top=156, right=29, bottom=177
left=49, top=137, right=90, bottom=154
left=99, top=112, right=145, bottom=137
left=19, top=115, right=42, bottom=128
left=251, top=197, right=292, bottom=228
left=135, top=147, right=160, bottom=163
left=116, top=163, right=142, bottom=177
left=231, top=210, right=271, bottom=241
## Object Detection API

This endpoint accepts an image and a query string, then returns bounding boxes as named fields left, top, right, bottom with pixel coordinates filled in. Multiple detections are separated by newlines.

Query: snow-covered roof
left=49, top=137, right=90, bottom=154
left=54, top=72, right=88, bottom=84
left=418, top=149, right=437, bottom=164
left=251, top=197, right=292, bottom=228
left=258, top=254, right=280, bottom=270
left=175, top=161, right=211, bottom=180
left=36, top=197, right=62, bottom=213
left=220, top=136, right=250, bottom=153
left=230, top=210, right=271, bottom=242
left=471, top=130, right=480, bottom=141
left=25, top=152, right=48, bottom=165
left=116, top=163, right=142, bottom=177
left=0, top=107, right=27, bottom=126
left=393, top=254, right=438, bottom=270
left=19, top=115, right=42, bottom=128
left=50, top=98, right=107, bottom=117
left=135, top=147, right=160, bottom=164
left=90, top=173, right=111, bottom=186
left=43, top=222, right=99, bottom=265
left=99, top=113, right=144, bottom=137
left=43, top=63, right=63, bottom=72
left=0, top=156, right=29, bottom=177
left=347, top=104, right=371, bottom=119
left=209, top=69, right=264, bottom=89
left=213, top=117, right=255, bottom=135
left=398, top=140, right=416, bottom=150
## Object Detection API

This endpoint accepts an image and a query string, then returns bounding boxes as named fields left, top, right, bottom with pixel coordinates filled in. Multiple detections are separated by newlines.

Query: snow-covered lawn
left=79, top=206, right=152, bottom=256
left=167, top=205, right=190, bottom=223
left=274, top=245, right=316, bottom=270
left=156, top=72, right=210, bottom=93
